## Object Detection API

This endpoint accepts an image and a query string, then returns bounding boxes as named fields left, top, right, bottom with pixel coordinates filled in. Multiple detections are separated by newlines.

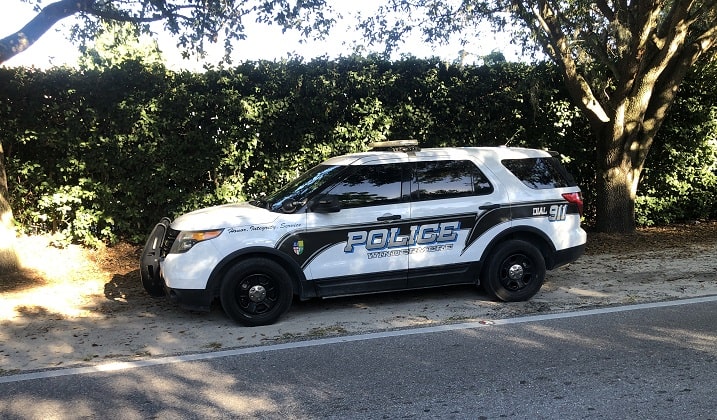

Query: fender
left=480, top=225, right=557, bottom=267
left=205, top=246, right=313, bottom=299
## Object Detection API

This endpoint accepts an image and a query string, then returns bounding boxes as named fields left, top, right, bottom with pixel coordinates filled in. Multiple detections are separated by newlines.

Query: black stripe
left=462, top=207, right=511, bottom=255
left=276, top=213, right=479, bottom=269
left=277, top=200, right=578, bottom=269
left=510, top=200, right=578, bottom=219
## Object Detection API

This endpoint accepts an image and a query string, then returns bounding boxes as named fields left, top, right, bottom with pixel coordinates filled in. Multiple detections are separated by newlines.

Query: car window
left=263, top=164, right=345, bottom=212
left=502, top=157, right=577, bottom=189
left=412, top=160, right=493, bottom=200
left=321, top=163, right=406, bottom=209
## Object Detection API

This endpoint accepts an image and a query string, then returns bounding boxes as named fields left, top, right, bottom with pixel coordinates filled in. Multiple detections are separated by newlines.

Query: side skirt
left=312, top=262, right=481, bottom=298
left=313, top=270, right=407, bottom=297
left=408, top=262, right=481, bottom=288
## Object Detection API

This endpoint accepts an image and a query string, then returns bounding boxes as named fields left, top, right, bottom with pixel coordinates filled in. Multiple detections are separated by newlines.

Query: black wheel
left=220, top=258, right=293, bottom=326
left=482, top=240, right=546, bottom=302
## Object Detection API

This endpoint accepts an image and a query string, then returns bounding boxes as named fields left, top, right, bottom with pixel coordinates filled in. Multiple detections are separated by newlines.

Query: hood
left=171, top=202, right=279, bottom=231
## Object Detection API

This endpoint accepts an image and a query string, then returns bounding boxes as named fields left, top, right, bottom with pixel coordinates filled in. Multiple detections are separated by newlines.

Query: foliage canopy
left=1, top=0, right=337, bottom=64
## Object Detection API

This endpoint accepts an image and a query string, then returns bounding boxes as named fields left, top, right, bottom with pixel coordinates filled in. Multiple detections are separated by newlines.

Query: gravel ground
left=1, top=222, right=716, bottom=375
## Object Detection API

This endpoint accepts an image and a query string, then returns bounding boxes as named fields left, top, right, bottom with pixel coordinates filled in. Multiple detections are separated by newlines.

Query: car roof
left=321, top=146, right=554, bottom=166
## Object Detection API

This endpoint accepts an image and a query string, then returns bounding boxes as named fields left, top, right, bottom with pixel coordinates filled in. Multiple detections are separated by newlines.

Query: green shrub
left=1, top=57, right=715, bottom=246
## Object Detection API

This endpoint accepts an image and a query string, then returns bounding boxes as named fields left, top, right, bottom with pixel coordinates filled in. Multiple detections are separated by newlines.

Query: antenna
left=504, top=127, right=524, bottom=146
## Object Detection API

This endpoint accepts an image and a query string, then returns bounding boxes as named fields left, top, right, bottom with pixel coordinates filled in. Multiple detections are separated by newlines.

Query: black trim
left=478, top=225, right=584, bottom=270
left=313, top=262, right=484, bottom=297
left=550, top=243, right=585, bottom=269
left=461, top=199, right=580, bottom=256
left=407, top=262, right=481, bottom=288
left=473, top=225, right=550, bottom=275
left=276, top=212, right=479, bottom=269
left=462, top=207, right=511, bottom=254
left=484, top=225, right=556, bottom=255
left=510, top=200, right=581, bottom=220
left=166, top=287, right=214, bottom=312
left=313, top=269, right=407, bottom=297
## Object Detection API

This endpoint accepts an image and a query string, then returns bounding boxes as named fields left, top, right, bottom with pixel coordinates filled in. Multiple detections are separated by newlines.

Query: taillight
left=562, top=192, right=584, bottom=216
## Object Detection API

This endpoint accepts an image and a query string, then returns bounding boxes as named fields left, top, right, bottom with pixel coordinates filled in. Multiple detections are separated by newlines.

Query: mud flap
left=140, top=217, right=171, bottom=297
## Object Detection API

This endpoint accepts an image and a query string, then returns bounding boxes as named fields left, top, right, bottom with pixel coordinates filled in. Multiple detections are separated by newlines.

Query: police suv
left=140, top=141, right=586, bottom=326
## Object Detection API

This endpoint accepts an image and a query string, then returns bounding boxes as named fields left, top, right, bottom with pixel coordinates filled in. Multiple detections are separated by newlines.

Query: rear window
left=412, top=160, right=494, bottom=200
left=502, top=157, right=577, bottom=189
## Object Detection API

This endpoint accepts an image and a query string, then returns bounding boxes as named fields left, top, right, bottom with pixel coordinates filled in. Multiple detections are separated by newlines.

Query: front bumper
left=140, top=218, right=217, bottom=312
left=166, top=287, right=214, bottom=312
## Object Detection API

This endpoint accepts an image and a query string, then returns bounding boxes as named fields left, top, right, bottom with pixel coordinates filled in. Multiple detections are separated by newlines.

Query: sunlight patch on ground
left=14, top=235, right=91, bottom=280
left=627, top=326, right=717, bottom=353
left=557, top=287, right=611, bottom=298
left=0, top=235, right=109, bottom=320
left=0, top=281, right=105, bottom=320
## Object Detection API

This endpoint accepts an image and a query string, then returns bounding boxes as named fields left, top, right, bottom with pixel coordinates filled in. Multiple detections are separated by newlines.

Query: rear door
left=407, top=157, right=510, bottom=287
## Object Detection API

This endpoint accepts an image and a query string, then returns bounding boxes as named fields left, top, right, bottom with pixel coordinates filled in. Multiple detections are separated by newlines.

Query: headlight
left=169, top=229, right=224, bottom=254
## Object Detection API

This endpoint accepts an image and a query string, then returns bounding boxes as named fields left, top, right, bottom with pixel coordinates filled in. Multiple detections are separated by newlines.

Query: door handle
left=479, top=203, right=500, bottom=210
left=377, top=214, right=401, bottom=222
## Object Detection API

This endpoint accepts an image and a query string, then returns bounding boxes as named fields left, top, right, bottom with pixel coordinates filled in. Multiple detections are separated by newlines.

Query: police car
left=140, top=141, right=586, bottom=326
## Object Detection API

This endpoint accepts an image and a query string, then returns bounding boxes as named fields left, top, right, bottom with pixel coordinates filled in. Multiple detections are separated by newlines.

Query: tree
left=78, top=21, right=165, bottom=70
left=0, top=0, right=335, bottom=272
left=0, top=0, right=335, bottom=64
left=0, top=141, right=18, bottom=271
left=359, top=0, right=717, bottom=232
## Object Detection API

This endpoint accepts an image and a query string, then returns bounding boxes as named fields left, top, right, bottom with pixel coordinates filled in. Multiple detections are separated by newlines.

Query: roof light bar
left=368, top=139, right=420, bottom=152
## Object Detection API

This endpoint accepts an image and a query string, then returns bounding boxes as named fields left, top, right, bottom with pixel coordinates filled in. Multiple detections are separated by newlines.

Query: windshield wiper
left=249, top=199, right=268, bottom=209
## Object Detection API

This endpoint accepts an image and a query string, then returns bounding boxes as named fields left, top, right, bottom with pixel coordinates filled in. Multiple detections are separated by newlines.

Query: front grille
left=160, top=227, right=179, bottom=257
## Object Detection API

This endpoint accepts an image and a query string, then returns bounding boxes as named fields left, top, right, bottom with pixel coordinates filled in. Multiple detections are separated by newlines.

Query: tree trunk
left=594, top=162, right=639, bottom=233
left=0, top=142, right=19, bottom=273
left=592, top=117, right=649, bottom=234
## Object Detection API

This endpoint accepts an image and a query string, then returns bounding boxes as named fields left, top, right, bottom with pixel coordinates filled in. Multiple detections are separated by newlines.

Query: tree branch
left=594, top=0, right=614, bottom=21
left=610, top=2, right=662, bottom=105
left=527, top=0, right=610, bottom=124
left=0, top=0, right=91, bottom=63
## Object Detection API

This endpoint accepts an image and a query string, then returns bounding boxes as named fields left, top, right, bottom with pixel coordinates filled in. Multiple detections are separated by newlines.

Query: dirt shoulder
left=1, top=222, right=716, bottom=375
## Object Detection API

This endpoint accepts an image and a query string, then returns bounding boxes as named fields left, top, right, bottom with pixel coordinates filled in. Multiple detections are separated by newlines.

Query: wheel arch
left=206, top=247, right=310, bottom=299
left=481, top=226, right=558, bottom=272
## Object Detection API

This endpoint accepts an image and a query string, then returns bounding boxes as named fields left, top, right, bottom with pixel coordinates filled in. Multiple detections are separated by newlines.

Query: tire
left=219, top=258, right=293, bottom=326
left=482, top=240, right=546, bottom=302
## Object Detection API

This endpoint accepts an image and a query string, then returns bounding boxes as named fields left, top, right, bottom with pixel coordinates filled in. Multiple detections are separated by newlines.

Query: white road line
left=2, top=295, right=716, bottom=384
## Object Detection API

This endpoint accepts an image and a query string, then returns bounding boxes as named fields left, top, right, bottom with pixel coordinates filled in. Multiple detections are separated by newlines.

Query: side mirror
left=309, top=195, right=341, bottom=213
left=281, top=199, right=300, bottom=213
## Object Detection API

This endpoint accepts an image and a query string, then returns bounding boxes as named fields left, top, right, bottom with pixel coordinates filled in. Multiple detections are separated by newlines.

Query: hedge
left=1, top=56, right=715, bottom=246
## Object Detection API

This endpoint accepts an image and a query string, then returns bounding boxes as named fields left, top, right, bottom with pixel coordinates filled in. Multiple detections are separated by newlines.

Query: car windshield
left=258, top=164, right=345, bottom=212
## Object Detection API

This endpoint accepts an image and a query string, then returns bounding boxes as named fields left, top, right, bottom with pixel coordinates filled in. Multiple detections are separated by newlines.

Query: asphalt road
left=1, top=297, right=716, bottom=419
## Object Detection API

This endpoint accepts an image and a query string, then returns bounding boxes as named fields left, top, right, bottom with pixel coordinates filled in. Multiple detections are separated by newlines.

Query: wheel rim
left=498, top=253, right=535, bottom=291
left=235, top=273, right=279, bottom=315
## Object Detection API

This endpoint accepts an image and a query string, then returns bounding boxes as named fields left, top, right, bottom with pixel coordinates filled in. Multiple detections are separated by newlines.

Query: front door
left=302, top=161, right=411, bottom=296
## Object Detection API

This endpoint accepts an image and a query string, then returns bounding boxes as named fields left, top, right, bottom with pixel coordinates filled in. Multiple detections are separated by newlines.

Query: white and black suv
left=140, top=141, right=586, bottom=326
